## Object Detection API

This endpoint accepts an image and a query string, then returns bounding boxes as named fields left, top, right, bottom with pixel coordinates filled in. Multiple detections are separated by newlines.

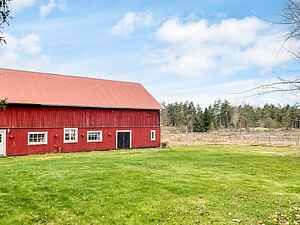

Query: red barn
left=0, top=68, right=161, bottom=156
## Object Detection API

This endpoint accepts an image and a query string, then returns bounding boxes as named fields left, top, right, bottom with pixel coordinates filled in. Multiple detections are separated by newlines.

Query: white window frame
left=0, top=130, right=7, bottom=156
left=87, top=131, right=103, bottom=143
left=28, top=132, right=48, bottom=146
left=64, top=128, right=78, bottom=144
left=151, top=130, right=156, bottom=141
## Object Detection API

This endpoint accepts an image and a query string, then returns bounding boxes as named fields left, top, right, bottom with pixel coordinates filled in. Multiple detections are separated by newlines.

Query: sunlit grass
left=0, top=145, right=299, bottom=224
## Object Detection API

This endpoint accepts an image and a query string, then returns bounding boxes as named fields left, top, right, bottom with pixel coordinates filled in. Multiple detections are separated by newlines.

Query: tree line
left=161, top=100, right=300, bottom=132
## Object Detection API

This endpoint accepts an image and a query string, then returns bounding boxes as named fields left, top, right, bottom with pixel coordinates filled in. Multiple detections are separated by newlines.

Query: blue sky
left=1, top=0, right=299, bottom=106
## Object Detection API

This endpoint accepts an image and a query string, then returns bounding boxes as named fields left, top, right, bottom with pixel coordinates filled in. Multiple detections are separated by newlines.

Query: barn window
left=64, top=128, right=78, bottom=143
left=87, top=131, right=103, bottom=143
left=28, top=132, right=48, bottom=145
left=151, top=130, right=156, bottom=141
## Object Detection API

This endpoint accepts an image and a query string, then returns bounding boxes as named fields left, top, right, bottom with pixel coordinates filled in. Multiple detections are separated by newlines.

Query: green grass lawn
left=0, top=145, right=300, bottom=225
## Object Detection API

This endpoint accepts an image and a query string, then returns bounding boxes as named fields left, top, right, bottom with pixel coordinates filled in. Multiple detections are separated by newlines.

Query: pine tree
left=202, top=108, right=211, bottom=132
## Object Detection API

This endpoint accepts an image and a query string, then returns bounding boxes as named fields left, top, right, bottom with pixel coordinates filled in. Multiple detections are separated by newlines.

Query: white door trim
left=116, top=130, right=132, bottom=149
left=0, top=130, right=7, bottom=157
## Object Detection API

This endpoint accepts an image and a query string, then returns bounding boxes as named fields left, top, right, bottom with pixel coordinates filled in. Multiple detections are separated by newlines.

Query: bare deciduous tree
left=282, top=0, right=300, bottom=47
left=245, top=0, right=300, bottom=95
left=243, top=77, right=300, bottom=96
left=0, top=0, right=11, bottom=44
left=0, top=0, right=11, bottom=109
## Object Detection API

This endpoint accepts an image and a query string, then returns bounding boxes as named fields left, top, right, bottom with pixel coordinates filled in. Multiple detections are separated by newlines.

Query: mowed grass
left=0, top=145, right=300, bottom=225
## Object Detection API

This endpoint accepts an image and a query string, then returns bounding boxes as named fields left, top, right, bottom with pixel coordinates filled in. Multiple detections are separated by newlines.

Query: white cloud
left=40, top=0, right=64, bottom=17
left=19, top=34, right=42, bottom=54
left=112, top=11, right=154, bottom=35
left=146, top=16, right=299, bottom=77
left=156, top=17, right=267, bottom=46
left=155, top=78, right=300, bottom=107
left=0, top=33, right=48, bottom=70
left=11, top=0, right=38, bottom=12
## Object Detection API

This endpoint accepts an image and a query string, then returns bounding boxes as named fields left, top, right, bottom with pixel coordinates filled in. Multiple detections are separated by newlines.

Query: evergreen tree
left=202, top=108, right=211, bottom=132
left=161, top=100, right=300, bottom=131
left=193, top=106, right=204, bottom=132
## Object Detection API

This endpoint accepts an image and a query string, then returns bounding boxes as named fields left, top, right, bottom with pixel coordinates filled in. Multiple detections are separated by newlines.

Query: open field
left=0, top=146, right=300, bottom=225
left=162, top=127, right=300, bottom=147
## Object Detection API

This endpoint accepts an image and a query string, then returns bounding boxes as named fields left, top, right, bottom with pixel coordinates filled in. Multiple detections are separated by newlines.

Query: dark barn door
left=117, top=132, right=131, bottom=149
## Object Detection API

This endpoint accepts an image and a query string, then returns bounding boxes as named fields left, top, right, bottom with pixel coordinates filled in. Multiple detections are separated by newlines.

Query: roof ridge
left=0, top=67, right=141, bottom=85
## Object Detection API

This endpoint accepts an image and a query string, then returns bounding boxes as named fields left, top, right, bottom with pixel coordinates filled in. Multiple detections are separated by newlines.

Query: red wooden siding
left=0, top=105, right=160, bottom=129
left=0, top=105, right=161, bottom=156
left=6, top=127, right=160, bottom=156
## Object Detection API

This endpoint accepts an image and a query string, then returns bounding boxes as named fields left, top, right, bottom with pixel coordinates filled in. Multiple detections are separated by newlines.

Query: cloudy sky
left=1, top=0, right=299, bottom=106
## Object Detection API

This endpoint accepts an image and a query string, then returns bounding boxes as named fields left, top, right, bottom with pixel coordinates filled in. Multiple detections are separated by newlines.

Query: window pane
left=71, top=130, right=76, bottom=140
left=151, top=131, right=156, bottom=141
left=65, top=132, right=70, bottom=140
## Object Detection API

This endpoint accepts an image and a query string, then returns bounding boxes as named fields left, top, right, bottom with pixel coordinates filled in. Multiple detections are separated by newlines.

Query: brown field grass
left=162, top=127, right=300, bottom=147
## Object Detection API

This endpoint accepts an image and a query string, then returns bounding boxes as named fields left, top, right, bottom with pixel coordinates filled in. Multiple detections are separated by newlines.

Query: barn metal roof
left=0, top=68, right=161, bottom=110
